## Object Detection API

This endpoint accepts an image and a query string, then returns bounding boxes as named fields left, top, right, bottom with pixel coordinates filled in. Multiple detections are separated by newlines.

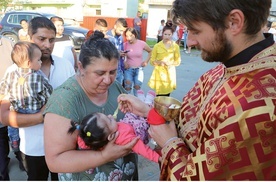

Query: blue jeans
left=124, top=67, right=143, bottom=96
left=183, top=31, right=188, bottom=49
left=8, top=108, right=39, bottom=152
left=116, top=69, right=124, bottom=85
left=0, top=126, right=10, bottom=180
left=7, top=126, right=19, bottom=152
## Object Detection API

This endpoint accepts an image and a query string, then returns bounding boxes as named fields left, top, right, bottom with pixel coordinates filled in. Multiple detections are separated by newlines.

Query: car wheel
left=4, top=34, right=18, bottom=43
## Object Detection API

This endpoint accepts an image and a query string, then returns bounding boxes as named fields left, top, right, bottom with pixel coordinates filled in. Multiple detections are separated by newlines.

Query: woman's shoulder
left=172, top=41, right=180, bottom=48
left=45, top=77, right=82, bottom=117
left=153, top=41, right=163, bottom=48
left=110, top=81, right=127, bottom=94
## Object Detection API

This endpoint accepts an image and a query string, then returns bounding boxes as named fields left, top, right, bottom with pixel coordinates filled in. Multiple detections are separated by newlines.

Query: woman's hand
left=153, top=60, right=166, bottom=66
left=148, top=121, right=178, bottom=148
left=120, top=51, right=127, bottom=57
left=102, top=131, right=139, bottom=162
left=117, top=94, right=150, bottom=117
left=141, top=61, right=148, bottom=67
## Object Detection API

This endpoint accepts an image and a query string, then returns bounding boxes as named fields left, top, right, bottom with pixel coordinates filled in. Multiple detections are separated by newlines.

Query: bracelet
left=163, top=136, right=178, bottom=148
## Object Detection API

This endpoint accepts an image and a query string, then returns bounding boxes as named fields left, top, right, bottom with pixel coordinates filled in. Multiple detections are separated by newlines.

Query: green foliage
left=0, top=0, right=12, bottom=12
left=146, top=39, right=157, bottom=48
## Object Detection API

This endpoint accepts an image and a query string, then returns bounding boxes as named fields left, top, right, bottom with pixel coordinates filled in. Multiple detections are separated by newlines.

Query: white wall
left=272, top=0, right=276, bottom=11
left=147, top=6, right=169, bottom=38
left=101, top=0, right=128, bottom=17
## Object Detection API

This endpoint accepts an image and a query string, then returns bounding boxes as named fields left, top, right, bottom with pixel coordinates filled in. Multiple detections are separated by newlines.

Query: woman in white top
left=18, top=19, right=28, bottom=41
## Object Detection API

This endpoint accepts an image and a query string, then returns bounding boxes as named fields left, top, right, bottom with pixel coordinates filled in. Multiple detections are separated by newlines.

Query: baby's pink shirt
left=77, top=122, right=160, bottom=163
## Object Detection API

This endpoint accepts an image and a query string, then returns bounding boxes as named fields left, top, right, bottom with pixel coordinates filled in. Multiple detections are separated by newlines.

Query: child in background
left=0, top=42, right=53, bottom=165
left=18, top=19, right=29, bottom=41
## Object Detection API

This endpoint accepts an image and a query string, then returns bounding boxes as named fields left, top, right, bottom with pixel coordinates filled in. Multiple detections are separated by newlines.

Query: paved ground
left=8, top=46, right=218, bottom=181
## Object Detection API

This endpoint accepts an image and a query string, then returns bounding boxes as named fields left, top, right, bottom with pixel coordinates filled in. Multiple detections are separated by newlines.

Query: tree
left=0, top=0, right=12, bottom=12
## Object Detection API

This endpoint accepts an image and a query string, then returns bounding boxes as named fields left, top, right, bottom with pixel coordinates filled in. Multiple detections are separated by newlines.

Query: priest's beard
left=200, top=29, right=233, bottom=63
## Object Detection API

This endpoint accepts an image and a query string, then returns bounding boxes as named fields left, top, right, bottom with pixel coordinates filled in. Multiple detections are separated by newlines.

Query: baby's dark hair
left=68, top=113, right=109, bottom=150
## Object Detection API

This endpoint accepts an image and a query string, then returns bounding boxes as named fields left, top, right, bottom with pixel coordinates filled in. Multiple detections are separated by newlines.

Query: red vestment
left=160, top=43, right=276, bottom=180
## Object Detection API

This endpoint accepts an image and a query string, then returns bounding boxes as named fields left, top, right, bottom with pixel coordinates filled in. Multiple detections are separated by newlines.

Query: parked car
left=0, top=10, right=88, bottom=49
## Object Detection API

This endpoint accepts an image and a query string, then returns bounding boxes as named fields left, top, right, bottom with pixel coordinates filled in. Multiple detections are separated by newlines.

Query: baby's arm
left=116, top=123, right=160, bottom=163
left=131, top=138, right=160, bottom=163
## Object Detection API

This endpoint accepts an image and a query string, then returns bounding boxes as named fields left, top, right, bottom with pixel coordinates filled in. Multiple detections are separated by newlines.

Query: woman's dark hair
left=165, top=20, right=176, bottom=33
left=125, top=27, right=138, bottom=38
left=171, top=0, right=271, bottom=35
left=20, top=19, right=27, bottom=24
left=162, top=23, right=174, bottom=34
left=79, top=31, right=120, bottom=69
left=68, top=113, right=109, bottom=150
left=28, top=17, right=56, bottom=38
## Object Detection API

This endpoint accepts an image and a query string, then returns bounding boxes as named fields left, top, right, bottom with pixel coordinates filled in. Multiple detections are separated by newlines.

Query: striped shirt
left=0, top=66, right=53, bottom=111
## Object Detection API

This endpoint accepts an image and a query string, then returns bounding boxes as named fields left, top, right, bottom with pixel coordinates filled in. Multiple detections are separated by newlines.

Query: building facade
left=9, top=0, right=139, bottom=21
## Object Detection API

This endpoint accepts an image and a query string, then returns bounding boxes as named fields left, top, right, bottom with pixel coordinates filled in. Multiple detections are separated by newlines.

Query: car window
left=7, top=14, right=18, bottom=24
left=7, top=14, right=37, bottom=25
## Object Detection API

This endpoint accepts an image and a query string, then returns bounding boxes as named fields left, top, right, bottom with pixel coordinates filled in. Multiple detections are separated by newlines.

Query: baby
left=67, top=90, right=159, bottom=174
left=68, top=112, right=160, bottom=162
left=0, top=41, right=53, bottom=170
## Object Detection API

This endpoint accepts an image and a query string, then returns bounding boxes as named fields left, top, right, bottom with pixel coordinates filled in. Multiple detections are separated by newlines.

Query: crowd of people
left=0, top=0, right=276, bottom=181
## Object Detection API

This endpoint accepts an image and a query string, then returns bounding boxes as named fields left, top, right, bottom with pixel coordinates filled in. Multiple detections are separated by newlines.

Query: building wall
left=10, top=0, right=138, bottom=18
left=127, top=0, right=139, bottom=18
left=272, top=0, right=276, bottom=11
left=147, top=5, right=170, bottom=38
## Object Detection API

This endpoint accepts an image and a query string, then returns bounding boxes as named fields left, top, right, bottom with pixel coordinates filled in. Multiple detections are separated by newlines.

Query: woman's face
left=78, top=57, right=118, bottom=94
left=162, top=29, right=173, bottom=41
left=125, top=31, right=136, bottom=43
left=21, top=21, right=28, bottom=30
left=53, top=20, right=64, bottom=37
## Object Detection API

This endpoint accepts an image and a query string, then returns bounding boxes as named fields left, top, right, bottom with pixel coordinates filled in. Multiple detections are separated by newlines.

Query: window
left=7, top=14, right=34, bottom=24
left=96, top=9, right=101, bottom=15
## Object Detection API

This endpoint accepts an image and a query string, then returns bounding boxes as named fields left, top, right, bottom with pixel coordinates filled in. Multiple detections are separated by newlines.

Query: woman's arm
left=0, top=99, right=44, bottom=127
left=44, top=113, right=138, bottom=173
left=141, top=43, right=152, bottom=67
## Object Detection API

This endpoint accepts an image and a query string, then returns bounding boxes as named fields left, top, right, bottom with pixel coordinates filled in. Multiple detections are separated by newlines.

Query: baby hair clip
left=76, top=125, right=80, bottom=130
left=86, top=132, right=91, bottom=137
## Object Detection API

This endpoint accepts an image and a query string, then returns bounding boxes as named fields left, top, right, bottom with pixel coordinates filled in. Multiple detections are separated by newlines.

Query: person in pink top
left=68, top=112, right=160, bottom=169
left=123, top=27, right=152, bottom=96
